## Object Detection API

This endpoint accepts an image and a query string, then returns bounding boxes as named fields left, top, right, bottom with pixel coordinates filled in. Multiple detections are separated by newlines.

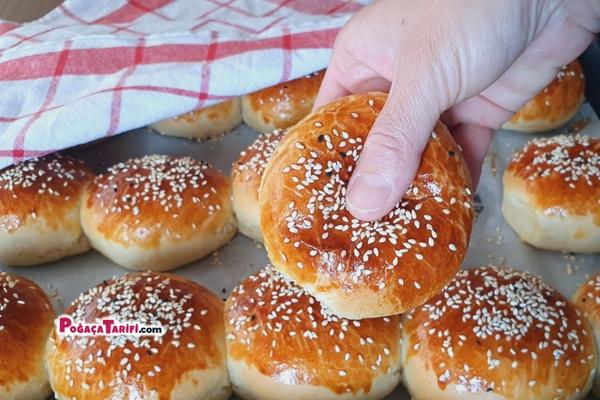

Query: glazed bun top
left=260, top=92, right=474, bottom=318
left=505, top=60, right=585, bottom=132
left=403, top=266, right=596, bottom=398
left=225, top=266, right=402, bottom=395
left=573, top=273, right=600, bottom=323
left=47, top=272, right=225, bottom=399
left=84, top=155, right=230, bottom=247
left=232, top=129, right=286, bottom=195
left=0, top=155, right=94, bottom=232
left=0, top=272, right=54, bottom=388
left=171, top=99, right=237, bottom=125
left=505, top=134, right=600, bottom=217
left=244, top=71, right=325, bottom=130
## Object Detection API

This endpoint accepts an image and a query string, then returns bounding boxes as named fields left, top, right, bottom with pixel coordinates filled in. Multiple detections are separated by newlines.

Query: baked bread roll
left=502, top=61, right=585, bottom=133
left=46, top=272, right=231, bottom=400
left=573, top=273, right=600, bottom=398
left=224, top=265, right=403, bottom=400
left=81, top=155, right=236, bottom=271
left=0, top=155, right=94, bottom=266
left=260, top=92, right=474, bottom=319
left=231, top=129, right=286, bottom=242
left=402, top=266, right=596, bottom=400
left=0, top=272, right=54, bottom=400
left=152, top=98, right=242, bottom=141
left=502, top=134, right=600, bottom=253
left=242, top=71, right=324, bottom=133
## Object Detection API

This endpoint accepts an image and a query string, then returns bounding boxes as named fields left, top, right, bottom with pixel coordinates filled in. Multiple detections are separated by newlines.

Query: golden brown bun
left=573, top=273, right=600, bottom=398
left=259, top=92, right=474, bottom=319
left=242, top=71, right=324, bottom=133
left=502, top=61, right=585, bottom=133
left=46, top=272, right=231, bottom=400
left=0, top=155, right=94, bottom=266
left=402, top=266, right=596, bottom=400
left=0, top=272, right=54, bottom=400
left=501, top=134, right=600, bottom=253
left=152, top=98, right=242, bottom=141
left=81, top=155, right=236, bottom=271
left=224, top=265, right=402, bottom=400
left=231, top=129, right=286, bottom=242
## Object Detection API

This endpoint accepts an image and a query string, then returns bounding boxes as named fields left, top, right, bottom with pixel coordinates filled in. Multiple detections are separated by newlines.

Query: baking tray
left=1, top=101, right=599, bottom=400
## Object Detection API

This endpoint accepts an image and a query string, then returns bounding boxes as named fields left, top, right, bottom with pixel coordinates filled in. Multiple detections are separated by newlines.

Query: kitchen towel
left=0, top=0, right=365, bottom=169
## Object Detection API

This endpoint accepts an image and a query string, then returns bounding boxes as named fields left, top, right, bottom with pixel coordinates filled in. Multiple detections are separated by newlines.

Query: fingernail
left=347, top=173, right=391, bottom=213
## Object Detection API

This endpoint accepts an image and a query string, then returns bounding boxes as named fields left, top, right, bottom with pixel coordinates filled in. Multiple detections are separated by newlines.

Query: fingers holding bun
left=502, top=60, right=585, bottom=133
left=224, top=265, right=403, bottom=400
left=152, top=98, right=242, bottom=141
left=502, top=134, right=600, bottom=253
left=242, top=71, right=324, bottom=133
left=0, top=272, right=54, bottom=400
left=81, top=155, right=236, bottom=271
left=46, top=272, right=231, bottom=400
left=573, top=273, right=600, bottom=398
left=231, top=129, right=286, bottom=242
left=260, top=92, right=474, bottom=319
left=402, top=266, right=596, bottom=400
left=0, top=155, right=94, bottom=266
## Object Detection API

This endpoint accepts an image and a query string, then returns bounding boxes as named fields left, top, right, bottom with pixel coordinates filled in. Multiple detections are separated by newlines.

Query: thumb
left=312, top=69, right=350, bottom=112
left=346, top=79, right=441, bottom=221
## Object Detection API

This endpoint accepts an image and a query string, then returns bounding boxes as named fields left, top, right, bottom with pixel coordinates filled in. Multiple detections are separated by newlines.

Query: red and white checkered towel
left=0, top=0, right=366, bottom=169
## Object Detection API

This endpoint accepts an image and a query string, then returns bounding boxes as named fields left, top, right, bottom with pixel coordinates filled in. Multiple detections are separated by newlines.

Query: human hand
left=314, top=0, right=600, bottom=221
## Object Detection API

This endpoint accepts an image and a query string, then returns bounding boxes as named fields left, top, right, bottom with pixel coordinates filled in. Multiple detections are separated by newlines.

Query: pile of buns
left=0, top=154, right=237, bottom=272
left=4, top=265, right=600, bottom=400
left=151, top=70, right=325, bottom=140
left=0, top=70, right=327, bottom=271
left=1, top=59, right=599, bottom=400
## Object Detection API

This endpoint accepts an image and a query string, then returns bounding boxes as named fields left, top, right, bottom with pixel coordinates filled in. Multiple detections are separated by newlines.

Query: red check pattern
left=0, top=0, right=366, bottom=169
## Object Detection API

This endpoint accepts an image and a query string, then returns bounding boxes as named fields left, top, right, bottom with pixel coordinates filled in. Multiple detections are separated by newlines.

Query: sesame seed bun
left=0, top=155, right=94, bottom=266
left=80, top=155, right=236, bottom=271
left=402, top=266, right=596, bottom=400
left=231, top=129, right=286, bottom=242
left=501, top=134, right=600, bottom=253
left=45, top=272, right=231, bottom=400
left=241, top=71, right=324, bottom=133
left=502, top=61, right=585, bottom=133
left=224, top=266, right=403, bottom=400
left=573, top=273, right=600, bottom=398
left=0, top=272, right=54, bottom=400
left=152, top=98, right=242, bottom=141
left=259, top=92, right=474, bottom=319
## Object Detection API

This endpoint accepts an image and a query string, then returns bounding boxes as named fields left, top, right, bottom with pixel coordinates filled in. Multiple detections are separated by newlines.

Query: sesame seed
left=510, top=135, right=599, bottom=190
left=225, top=266, right=400, bottom=379
left=48, top=272, right=211, bottom=387
left=90, top=155, right=226, bottom=232
left=404, top=266, right=593, bottom=396
left=266, top=96, right=474, bottom=315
